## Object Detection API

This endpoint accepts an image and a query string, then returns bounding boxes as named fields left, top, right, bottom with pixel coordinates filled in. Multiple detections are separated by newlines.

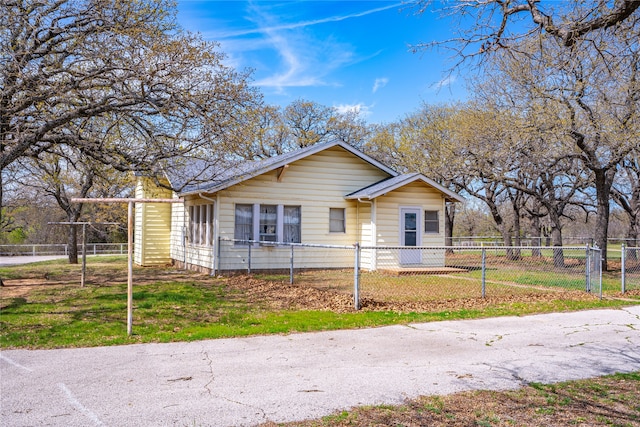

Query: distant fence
left=216, top=239, right=629, bottom=309
left=446, top=236, right=639, bottom=248
left=0, top=243, right=128, bottom=257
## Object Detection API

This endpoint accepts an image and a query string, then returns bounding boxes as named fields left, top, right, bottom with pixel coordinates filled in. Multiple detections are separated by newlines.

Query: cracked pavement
left=2, top=306, right=639, bottom=426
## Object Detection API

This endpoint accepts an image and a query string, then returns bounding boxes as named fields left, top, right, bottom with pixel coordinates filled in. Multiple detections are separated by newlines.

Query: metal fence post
left=585, top=244, right=591, bottom=293
left=216, top=236, right=222, bottom=276
left=597, top=247, right=603, bottom=300
left=290, top=244, right=294, bottom=285
left=354, top=242, right=361, bottom=310
left=621, top=244, right=626, bottom=294
left=481, top=246, right=486, bottom=298
left=247, top=243, right=252, bottom=274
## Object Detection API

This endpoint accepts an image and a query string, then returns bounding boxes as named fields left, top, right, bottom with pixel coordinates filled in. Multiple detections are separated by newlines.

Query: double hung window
left=329, top=208, right=346, bottom=233
left=234, top=204, right=301, bottom=243
left=259, top=205, right=277, bottom=242
left=234, top=204, right=253, bottom=242
left=424, top=210, right=439, bottom=233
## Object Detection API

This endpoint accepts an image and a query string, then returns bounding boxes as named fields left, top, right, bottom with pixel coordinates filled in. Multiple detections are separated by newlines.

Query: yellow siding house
left=134, top=141, right=464, bottom=273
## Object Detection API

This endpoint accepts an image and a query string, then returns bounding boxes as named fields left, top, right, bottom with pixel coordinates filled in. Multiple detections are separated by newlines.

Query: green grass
left=1, top=280, right=633, bottom=349
left=273, top=372, right=640, bottom=427
left=1, top=257, right=637, bottom=349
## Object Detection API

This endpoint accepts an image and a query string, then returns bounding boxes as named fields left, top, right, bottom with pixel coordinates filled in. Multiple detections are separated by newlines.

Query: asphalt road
left=1, top=306, right=639, bottom=427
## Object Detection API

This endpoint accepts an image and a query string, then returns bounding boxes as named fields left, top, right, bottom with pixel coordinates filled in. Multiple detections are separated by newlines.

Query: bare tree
left=612, top=152, right=640, bottom=255
left=468, top=21, right=640, bottom=269
left=363, top=104, right=466, bottom=247
left=225, top=100, right=373, bottom=161
left=411, top=0, right=640, bottom=66
left=17, top=146, right=131, bottom=263
left=0, top=0, right=261, bottom=222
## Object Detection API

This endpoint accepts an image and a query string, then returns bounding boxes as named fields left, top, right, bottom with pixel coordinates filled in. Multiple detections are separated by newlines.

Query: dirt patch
left=2, top=266, right=636, bottom=313
left=222, top=275, right=603, bottom=313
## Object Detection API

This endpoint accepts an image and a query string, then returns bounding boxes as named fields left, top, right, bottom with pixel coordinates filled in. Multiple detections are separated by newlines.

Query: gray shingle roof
left=173, top=140, right=398, bottom=196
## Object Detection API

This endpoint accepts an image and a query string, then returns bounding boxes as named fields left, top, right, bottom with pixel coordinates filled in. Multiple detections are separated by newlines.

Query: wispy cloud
left=217, top=3, right=403, bottom=39
left=334, top=103, right=373, bottom=117
left=373, top=77, right=389, bottom=93
left=432, top=75, right=456, bottom=90
left=211, top=2, right=402, bottom=92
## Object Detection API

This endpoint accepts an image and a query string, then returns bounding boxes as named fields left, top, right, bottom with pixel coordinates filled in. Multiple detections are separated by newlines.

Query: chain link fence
left=217, top=238, right=356, bottom=296
left=358, top=246, right=603, bottom=304
left=216, top=240, right=612, bottom=309
left=622, top=246, right=640, bottom=293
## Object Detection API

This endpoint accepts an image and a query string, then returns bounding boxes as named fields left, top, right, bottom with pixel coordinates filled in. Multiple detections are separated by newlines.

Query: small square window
left=424, top=210, right=439, bottom=233
left=330, top=208, right=346, bottom=233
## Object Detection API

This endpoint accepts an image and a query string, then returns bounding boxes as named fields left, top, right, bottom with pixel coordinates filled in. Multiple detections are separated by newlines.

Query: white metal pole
left=127, top=201, right=133, bottom=336
left=354, top=242, right=360, bottom=310
left=81, top=224, right=87, bottom=287
left=621, top=244, right=626, bottom=294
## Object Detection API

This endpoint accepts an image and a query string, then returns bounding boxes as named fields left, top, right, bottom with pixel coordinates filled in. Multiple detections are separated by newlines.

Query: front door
left=400, top=208, right=421, bottom=265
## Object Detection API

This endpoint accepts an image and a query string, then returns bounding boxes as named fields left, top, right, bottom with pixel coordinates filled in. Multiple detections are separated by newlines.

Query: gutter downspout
left=199, top=193, right=217, bottom=275
left=357, top=197, right=374, bottom=271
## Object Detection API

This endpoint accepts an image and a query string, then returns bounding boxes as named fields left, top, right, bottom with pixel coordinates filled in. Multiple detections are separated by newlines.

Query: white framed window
left=234, top=204, right=301, bottom=243
left=424, top=210, right=439, bottom=233
left=283, top=206, right=301, bottom=243
left=329, top=208, right=346, bottom=233
left=259, top=205, right=277, bottom=242
left=189, top=204, right=214, bottom=246
left=234, top=204, right=253, bottom=242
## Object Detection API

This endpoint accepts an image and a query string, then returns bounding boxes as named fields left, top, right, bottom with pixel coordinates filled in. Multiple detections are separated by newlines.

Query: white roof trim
left=346, top=173, right=465, bottom=203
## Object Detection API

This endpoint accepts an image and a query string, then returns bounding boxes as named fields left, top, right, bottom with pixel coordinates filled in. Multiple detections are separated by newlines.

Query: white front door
left=400, top=208, right=421, bottom=265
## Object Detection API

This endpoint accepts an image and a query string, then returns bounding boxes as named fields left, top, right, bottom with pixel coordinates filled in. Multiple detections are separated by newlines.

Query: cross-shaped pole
left=71, top=198, right=183, bottom=336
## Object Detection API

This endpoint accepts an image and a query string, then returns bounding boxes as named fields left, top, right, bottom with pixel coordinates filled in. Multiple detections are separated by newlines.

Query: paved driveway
left=0, top=255, right=67, bottom=267
left=1, top=306, right=639, bottom=427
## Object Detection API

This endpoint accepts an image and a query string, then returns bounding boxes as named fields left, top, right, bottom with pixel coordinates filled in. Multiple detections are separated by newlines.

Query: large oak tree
left=1, top=0, right=261, bottom=226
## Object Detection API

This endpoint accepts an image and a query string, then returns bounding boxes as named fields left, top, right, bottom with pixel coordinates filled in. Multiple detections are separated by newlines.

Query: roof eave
left=178, top=141, right=398, bottom=197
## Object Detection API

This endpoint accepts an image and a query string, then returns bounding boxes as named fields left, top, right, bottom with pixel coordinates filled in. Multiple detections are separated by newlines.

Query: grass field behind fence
left=290, top=247, right=639, bottom=302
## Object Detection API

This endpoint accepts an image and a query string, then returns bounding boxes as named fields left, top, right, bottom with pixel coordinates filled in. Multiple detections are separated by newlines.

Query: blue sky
left=176, top=1, right=468, bottom=124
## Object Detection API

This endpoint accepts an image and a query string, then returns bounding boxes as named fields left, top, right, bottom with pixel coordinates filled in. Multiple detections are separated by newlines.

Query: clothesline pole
left=71, top=197, right=183, bottom=336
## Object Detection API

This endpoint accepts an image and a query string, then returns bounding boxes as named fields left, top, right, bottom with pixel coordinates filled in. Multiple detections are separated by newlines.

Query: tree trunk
left=67, top=224, right=78, bottom=264
left=511, top=208, right=522, bottom=260
left=444, top=202, right=455, bottom=254
left=64, top=207, right=83, bottom=264
left=530, top=214, right=542, bottom=258
left=551, top=227, right=565, bottom=268
left=626, top=228, right=638, bottom=262
left=507, top=189, right=523, bottom=260
left=593, top=169, right=615, bottom=271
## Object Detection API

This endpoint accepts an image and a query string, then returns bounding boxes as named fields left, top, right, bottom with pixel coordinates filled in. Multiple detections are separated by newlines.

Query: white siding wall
left=375, top=181, right=446, bottom=267
left=169, top=200, right=186, bottom=267
left=172, top=197, right=216, bottom=272
left=214, top=146, right=390, bottom=271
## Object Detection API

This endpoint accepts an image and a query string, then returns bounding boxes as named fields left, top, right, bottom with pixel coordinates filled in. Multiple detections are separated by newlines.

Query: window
left=259, top=205, right=277, bottom=242
left=234, top=204, right=301, bottom=243
left=284, top=206, right=301, bottom=243
left=329, top=208, right=346, bottom=233
left=424, top=210, right=439, bottom=233
left=234, top=204, right=253, bottom=241
left=189, top=204, right=214, bottom=246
